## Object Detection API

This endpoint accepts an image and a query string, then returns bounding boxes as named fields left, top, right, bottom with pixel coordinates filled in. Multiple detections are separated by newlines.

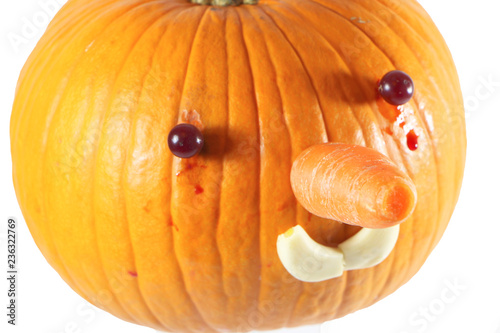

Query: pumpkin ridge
left=303, top=0, right=389, bottom=150
left=250, top=8, right=303, bottom=328
left=259, top=5, right=330, bottom=145
left=126, top=6, right=216, bottom=332
left=12, top=0, right=171, bottom=195
left=13, top=0, right=110, bottom=98
left=117, top=9, right=189, bottom=331
left=11, top=0, right=128, bottom=153
left=73, top=3, right=187, bottom=322
left=265, top=1, right=406, bottom=169
left=32, top=2, right=170, bottom=320
left=274, top=0, right=369, bottom=148
left=216, top=8, right=264, bottom=325
left=32, top=8, right=148, bottom=317
left=242, top=7, right=301, bottom=329
left=88, top=5, right=183, bottom=327
left=270, top=5, right=363, bottom=145
left=132, top=5, right=217, bottom=331
left=88, top=3, right=200, bottom=325
left=233, top=8, right=263, bottom=327
left=41, top=64, right=116, bottom=321
left=254, top=6, right=333, bottom=326
left=158, top=6, right=219, bottom=331
left=15, top=51, right=92, bottom=308
left=205, top=15, right=253, bottom=331
left=213, top=6, right=231, bottom=318
left=168, top=7, right=225, bottom=332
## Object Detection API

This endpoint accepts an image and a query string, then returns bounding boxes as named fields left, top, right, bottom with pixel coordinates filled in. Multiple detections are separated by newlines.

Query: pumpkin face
left=10, top=0, right=466, bottom=331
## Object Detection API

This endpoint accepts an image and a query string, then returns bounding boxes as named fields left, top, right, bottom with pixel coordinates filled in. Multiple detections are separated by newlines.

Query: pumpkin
left=10, top=0, right=466, bottom=331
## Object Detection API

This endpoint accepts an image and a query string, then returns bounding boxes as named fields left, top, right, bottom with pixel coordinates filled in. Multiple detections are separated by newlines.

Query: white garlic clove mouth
left=277, top=224, right=400, bottom=282
left=339, top=225, right=400, bottom=271
left=276, top=226, right=345, bottom=282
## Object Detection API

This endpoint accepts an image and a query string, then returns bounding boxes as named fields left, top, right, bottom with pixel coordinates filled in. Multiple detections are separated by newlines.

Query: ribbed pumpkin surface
left=10, top=0, right=466, bottom=331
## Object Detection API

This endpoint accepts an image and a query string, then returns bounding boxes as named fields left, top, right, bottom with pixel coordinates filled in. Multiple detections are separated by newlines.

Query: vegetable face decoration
left=10, top=0, right=466, bottom=332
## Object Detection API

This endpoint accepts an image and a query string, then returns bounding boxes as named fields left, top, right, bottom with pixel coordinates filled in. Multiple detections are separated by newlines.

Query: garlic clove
left=276, top=225, right=345, bottom=282
left=338, top=225, right=400, bottom=271
left=277, top=224, right=400, bottom=282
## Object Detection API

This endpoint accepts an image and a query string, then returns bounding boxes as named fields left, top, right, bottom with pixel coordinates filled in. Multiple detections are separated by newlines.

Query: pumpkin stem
left=190, top=0, right=258, bottom=6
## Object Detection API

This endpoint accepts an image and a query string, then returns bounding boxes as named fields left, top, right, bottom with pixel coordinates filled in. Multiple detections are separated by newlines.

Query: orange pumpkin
left=10, top=0, right=466, bottom=331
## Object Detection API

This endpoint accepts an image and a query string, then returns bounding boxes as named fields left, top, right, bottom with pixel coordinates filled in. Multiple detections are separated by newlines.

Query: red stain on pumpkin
left=407, top=130, right=419, bottom=151
left=194, top=185, right=204, bottom=194
left=176, top=162, right=207, bottom=177
left=167, top=216, right=179, bottom=232
left=128, top=271, right=138, bottom=277
left=386, top=104, right=420, bottom=151
left=143, top=200, right=153, bottom=213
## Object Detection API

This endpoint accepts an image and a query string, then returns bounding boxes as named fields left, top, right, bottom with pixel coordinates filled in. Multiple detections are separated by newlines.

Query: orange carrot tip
left=290, top=143, right=417, bottom=229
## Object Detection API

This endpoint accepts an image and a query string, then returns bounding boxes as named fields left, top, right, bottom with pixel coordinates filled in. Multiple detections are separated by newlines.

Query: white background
left=1, top=1, right=499, bottom=333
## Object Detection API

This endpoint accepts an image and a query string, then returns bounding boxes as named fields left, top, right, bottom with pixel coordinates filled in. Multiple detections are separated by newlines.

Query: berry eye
left=378, top=70, right=415, bottom=105
left=168, top=123, right=204, bottom=158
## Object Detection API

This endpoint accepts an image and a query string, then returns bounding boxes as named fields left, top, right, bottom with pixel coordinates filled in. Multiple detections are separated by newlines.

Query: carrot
left=291, top=143, right=417, bottom=229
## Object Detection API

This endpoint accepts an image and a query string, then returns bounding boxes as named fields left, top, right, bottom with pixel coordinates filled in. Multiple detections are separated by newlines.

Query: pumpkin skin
left=10, top=0, right=466, bottom=331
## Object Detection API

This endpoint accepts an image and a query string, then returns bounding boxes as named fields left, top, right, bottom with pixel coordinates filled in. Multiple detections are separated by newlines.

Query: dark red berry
left=378, top=70, right=415, bottom=105
left=168, top=123, right=204, bottom=158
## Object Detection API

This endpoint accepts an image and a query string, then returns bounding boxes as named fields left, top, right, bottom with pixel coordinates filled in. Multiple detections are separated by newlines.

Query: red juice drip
left=167, top=216, right=179, bottom=232
left=176, top=161, right=207, bottom=177
left=376, top=76, right=419, bottom=151
left=194, top=185, right=204, bottom=195
left=128, top=271, right=138, bottom=277
left=407, top=130, right=419, bottom=151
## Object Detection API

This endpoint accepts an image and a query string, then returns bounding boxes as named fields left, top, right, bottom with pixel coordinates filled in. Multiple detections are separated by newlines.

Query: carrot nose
left=291, top=143, right=417, bottom=229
